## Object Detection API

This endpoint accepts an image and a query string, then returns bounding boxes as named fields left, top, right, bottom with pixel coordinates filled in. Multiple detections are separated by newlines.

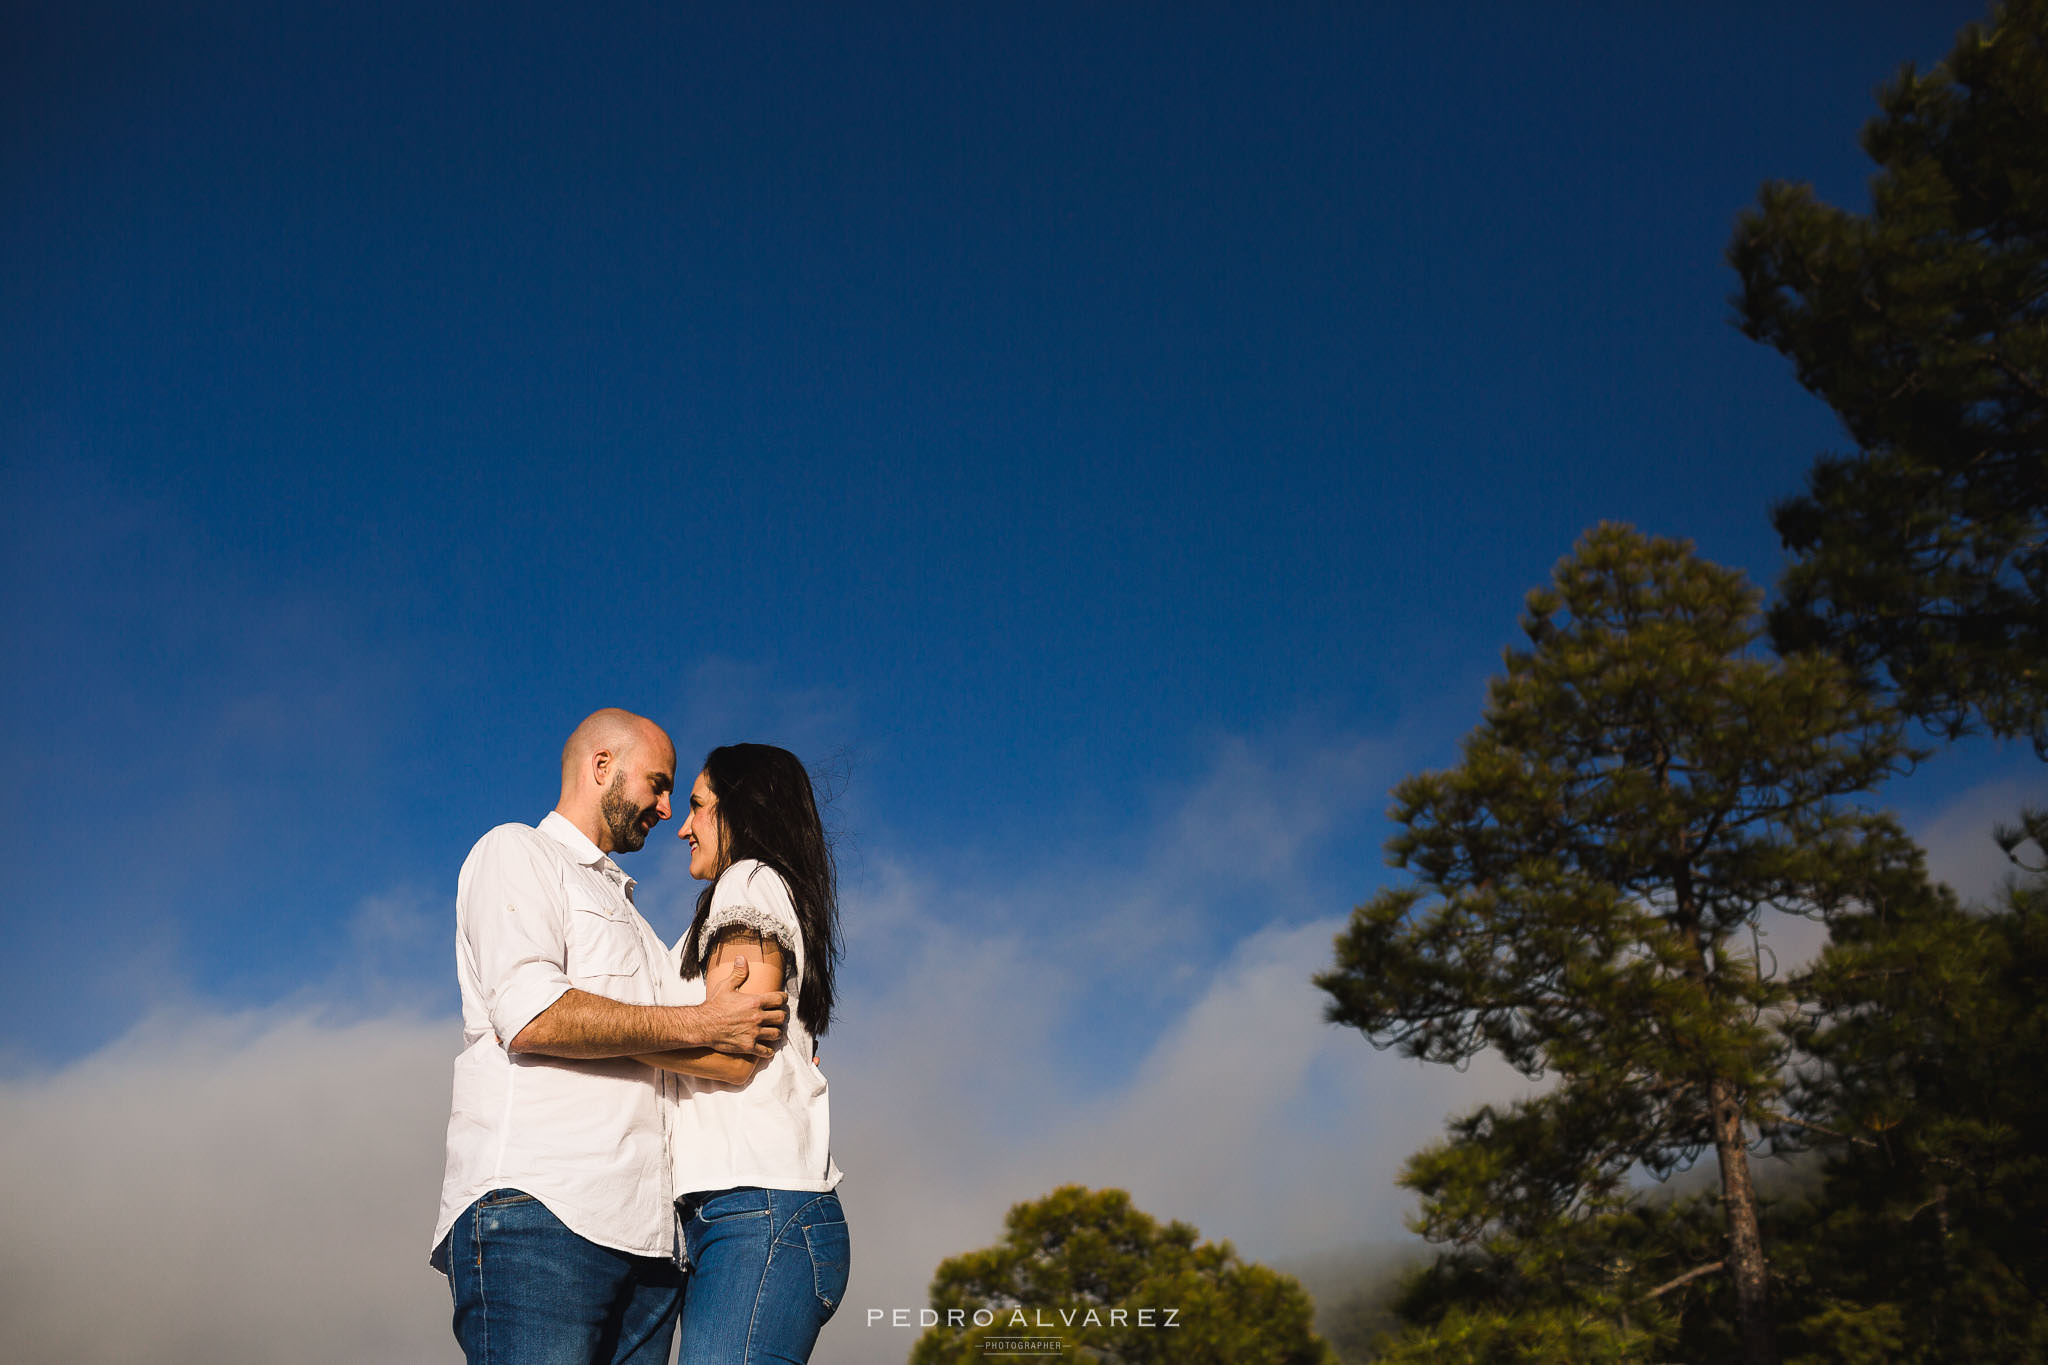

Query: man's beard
left=600, top=773, right=651, bottom=853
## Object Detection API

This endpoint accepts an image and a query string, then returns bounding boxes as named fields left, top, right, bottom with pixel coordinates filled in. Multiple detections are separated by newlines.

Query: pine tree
left=1316, top=524, right=1922, bottom=1365
left=1729, top=0, right=2048, bottom=755
left=909, top=1186, right=1336, bottom=1365
left=1769, top=815, right=2048, bottom=1362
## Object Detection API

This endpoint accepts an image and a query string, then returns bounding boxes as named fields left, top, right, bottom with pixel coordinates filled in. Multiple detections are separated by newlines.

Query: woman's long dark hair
left=677, top=743, right=841, bottom=1038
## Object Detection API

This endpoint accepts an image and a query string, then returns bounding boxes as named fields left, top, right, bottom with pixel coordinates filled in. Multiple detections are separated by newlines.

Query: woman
left=638, top=743, right=848, bottom=1365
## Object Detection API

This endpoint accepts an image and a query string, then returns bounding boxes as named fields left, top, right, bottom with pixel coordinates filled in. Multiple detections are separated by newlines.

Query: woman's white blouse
left=667, top=860, right=843, bottom=1197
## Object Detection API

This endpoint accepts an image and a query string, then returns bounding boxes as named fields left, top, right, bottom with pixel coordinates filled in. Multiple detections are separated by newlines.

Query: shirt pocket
left=565, top=903, right=648, bottom=988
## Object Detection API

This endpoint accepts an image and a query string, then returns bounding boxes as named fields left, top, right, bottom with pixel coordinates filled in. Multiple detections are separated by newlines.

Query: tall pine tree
left=1317, top=524, right=1921, bottom=1365
left=1729, top=0, right=2048, bottom=755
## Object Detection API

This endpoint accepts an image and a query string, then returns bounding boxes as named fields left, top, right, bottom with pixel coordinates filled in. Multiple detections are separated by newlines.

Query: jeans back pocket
left=803, top=1215, right=850, bottom=1312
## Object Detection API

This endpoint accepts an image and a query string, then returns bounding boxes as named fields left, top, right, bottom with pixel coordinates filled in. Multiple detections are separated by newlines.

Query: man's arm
left=637, top=933, right=786, bottom=1084
left=510, top=969, right=785, bottom=1059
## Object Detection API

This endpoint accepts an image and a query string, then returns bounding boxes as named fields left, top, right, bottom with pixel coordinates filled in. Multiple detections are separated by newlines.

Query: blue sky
left=3, top=2, right=2041, bottom=1359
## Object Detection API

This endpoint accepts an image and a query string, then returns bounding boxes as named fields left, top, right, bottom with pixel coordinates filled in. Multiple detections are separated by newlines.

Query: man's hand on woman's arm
left=637, top=933, right=788, bottom=1085
left=509, top=962, right=785, bottom=1060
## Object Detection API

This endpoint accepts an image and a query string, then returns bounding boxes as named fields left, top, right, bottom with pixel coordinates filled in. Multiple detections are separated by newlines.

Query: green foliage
left=1381, top=1191, right=1738, bottom=1354
left=1317, top=523, right=1923, bottom=1363
left=1365, top=1303, right=1653, bottom=1365
left=1729, top=0, right=2048, bottom=755
left=1767, top=838, right=2048, bottom=1363
left=910, top=1185, right=1337, bottom=1365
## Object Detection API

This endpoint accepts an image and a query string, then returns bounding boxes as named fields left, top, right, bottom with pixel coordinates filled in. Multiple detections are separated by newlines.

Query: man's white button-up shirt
left=431, top=811, right=684, bottom=1266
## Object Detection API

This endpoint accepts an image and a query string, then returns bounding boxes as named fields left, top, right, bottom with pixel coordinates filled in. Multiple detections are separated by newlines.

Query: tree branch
left=1760, top=1111, right=1881, bottom=1150
left=1646, top=1260, right=1725, bottom=1299
left=1987, top=347, right=2048, bottom=404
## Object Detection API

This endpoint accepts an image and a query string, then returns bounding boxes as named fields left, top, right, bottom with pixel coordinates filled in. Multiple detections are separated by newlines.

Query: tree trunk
left=1711, top=1077, right=1779, bottom=1365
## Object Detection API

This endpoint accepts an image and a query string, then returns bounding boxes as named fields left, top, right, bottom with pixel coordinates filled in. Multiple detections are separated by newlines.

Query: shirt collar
left=538, top=810, right=634, bottom=887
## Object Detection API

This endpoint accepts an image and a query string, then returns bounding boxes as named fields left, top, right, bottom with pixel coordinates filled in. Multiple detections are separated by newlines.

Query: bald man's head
left=555, top=708, right=678, bottom=854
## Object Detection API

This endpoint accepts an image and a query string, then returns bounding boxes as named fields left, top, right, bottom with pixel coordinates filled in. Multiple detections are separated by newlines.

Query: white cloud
left=0, top=917, right=1512, bottom=1365
left=0, top=1007, right=457, bottom=1365
left=1752, top=907, right=1833, bottom=979
left=1914, top=776, right=2041, bottom=908
left=1149, top=732, right=1398, bottom=887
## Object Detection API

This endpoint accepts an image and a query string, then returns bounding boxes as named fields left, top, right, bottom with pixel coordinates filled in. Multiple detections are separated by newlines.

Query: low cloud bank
left=0, top=917, right=1522, bottom=1365
left=4, top=760, right=2017, bottom=1364
left=0, top=1010, right=456, bottom=1365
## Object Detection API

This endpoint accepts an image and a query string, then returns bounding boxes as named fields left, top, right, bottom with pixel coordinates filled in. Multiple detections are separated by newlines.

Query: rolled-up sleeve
left=458, top=826, right=574, bottom=1045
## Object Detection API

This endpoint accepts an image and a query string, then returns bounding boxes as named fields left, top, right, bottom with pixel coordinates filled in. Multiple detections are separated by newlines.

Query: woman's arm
left=637, top=929, right=788, bottom=1086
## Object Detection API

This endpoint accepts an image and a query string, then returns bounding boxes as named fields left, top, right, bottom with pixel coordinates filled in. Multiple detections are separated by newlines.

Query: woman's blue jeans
left=677, top=1187, right=850, bottom=1365
left=446, top=1189, right=681, bottom=1365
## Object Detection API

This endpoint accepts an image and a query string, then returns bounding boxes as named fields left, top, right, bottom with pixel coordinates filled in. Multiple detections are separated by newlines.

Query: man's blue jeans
left=447, top=1189, right=681, bottom=1365
left=677, top=1187, right=850, bottom=1365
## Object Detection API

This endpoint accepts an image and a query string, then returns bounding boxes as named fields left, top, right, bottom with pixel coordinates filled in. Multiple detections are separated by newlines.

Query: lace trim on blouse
left=704, top=903, right=800, bottom=986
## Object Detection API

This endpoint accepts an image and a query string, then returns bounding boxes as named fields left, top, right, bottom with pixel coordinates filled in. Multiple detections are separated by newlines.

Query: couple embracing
left=429, top=708, right=848, bottom=1364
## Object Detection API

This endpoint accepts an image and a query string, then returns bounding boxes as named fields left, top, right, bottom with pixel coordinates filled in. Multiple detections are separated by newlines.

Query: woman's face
left=680, top=769, right=726, bottom=880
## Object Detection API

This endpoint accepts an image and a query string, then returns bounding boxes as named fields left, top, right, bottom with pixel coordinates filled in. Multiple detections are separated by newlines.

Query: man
left=430, top=708, right=786, bottom=1365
